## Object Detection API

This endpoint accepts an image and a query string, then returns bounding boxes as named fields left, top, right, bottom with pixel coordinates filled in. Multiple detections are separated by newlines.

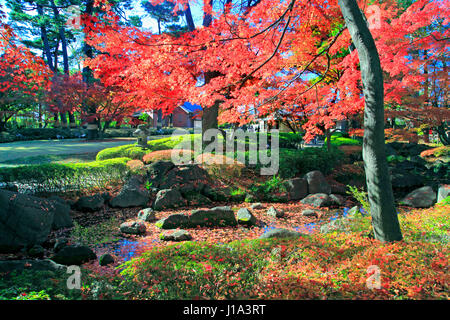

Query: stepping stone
left=301, top=209, right=318, bottom=218
left=120, top=221, right=147, bottom=235
left=251, top=203, right=265, bottom=210
left=155, top=214, right=190, bottom=229
left=266, top=206, right=285, bottom=218
left=237, top=208, right=257, bottom=226
left=137, top=208, right=156, bottom=222
left=160, top=229, right=192, bottom=241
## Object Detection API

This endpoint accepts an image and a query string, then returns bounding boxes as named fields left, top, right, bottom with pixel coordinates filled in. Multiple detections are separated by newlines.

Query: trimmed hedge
left=0, top=157, right=131, bottom=193
left=96, top=135, right=201, bottom=161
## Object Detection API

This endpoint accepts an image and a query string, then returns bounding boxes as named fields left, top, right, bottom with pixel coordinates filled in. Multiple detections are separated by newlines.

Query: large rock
left=158, top=164, right=211, bottom=194
left=109, top=175, right=150, bottom=208
left=189, top=206, right=237, bottom=227
left=437, top=184, right=450, bottom=203
left=137, top=208, right=156, bottom=222
left=301, top=193, right=334, bottom=208
left=47, top=196, right=73, bottom=230
left=120, top=221, right=146, bottom=235
left=0, top=190, right=55, bottom=251
left=146, top=160, right=175, bottom=188
left=236, top=208, right=257, bottom=226
left=304, top=171, right=331, bottom=194
left=51, top=245, right=97, bottom=265
left=284, top=178, right=308, bottom=200
left=0, top=259, right=67, bottom=274
left=74, top=194, right=105, bottom=212
left=153, top=188, right=187, bottom=210
left=266, top=206, right=285, bottom=218
left=301, top=209, right=318, bottom=218
left=401, top=186, right=436, bottom=208
left=155, top=214, right=190, bottom=229
left=160, top=229, right=192, bottom=241
left=99, top=253, right=115, bottom=266
left=390, top=169, right=424, bottom=190
left=259, top=228, right=303, bottom=239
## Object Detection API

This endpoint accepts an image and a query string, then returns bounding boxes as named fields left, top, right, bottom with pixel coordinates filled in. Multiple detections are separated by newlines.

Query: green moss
left=0, top=157, right=131, bottom=193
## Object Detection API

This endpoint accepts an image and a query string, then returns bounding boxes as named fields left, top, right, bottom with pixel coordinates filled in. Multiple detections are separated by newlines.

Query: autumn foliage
left=83, top=0, right=448, bottom=141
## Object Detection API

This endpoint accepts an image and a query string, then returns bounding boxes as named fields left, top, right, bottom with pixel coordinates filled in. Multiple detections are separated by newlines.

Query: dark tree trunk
left=36, top=4, right=54, bottom=72
left=184, top=2, right=196, bottom=32
left=338, top=0, right=402, bottom=242
left=83, top=0, right=98, bottom=140
left=51, top=0, right=74, bottom=128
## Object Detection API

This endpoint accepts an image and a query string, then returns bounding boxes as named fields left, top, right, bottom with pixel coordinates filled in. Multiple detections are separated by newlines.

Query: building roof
left=180, top=102, right=202, bottom=113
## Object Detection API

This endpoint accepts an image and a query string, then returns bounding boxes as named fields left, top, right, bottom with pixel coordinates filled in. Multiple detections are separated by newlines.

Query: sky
left=0, top=0, right=206, bottom=69
left=0, top=0, right=205, bottom=33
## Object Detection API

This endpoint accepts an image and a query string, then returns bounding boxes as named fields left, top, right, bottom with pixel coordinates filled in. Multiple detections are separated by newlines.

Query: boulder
left=74, top=194, right=105, bottom=212
left=109, top=175, right=150, bottom=208
left=266, top=206, right=285, bottom=218
left=236, top=208, right=257, bottom=226
left=437, top=184, right=450, bottom=203
left=190, top=206, right=237, bottom=227
left=284, top=178, right=308, bottom=200
left=120, top=221, right=147, bottom=235
left=160, top=229, right=192, bottom=241
left=99, top=253, right=115, bottom=266
left=155, top=214, right=190, bottom=229
left=304, top=170, right=331, bottom=194
left=158, top=165, right=211, bottom=194
left=51, top=245, right=97, bottom=265
left=301, top=209, right=318, bottom=218
left=0, top=190, right=55, bottom=252
left=251, top=203, right=265, bottom=210
left=300, top=193, right=334, bottom=208
left=0, top=259, right=67, bottom=274
left=28, top=245, right=45, bottom=258
left=401, top=186, right=436, bottom=208
left=146, top=160, right=175, bottom=188
left=137, top=208, right=156, bottom=222
left=259, top=228, right=303, bottom=239
left=329, top=194, right=344, bottom=206
left=391, top=172, right=424, bottom=190
left=328, top=180, right=348, bottom=195
left=153, top=188, right=187, bottom=210
left=47, top=196, right=73, bottom=230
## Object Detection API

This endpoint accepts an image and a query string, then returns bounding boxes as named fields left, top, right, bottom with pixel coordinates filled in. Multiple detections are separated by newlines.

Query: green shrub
left=0, top=157, right=130, bottom=193
left=0, top=269, right=82, bottom=300
left=325, top=134, right=362, bottom=147
left=96, top=135, right=199, bottom=161
left=277, top=147, right=344, bottom=178
left=249, top=175, right=288, bottom=202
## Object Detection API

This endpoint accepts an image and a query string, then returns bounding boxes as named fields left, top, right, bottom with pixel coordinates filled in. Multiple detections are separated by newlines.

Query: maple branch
left=238, top=13, right=293, bottom=89
left=257, top=27, right=345, bottom=106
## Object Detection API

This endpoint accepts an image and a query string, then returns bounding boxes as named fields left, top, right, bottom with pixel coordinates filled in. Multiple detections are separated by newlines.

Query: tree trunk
left=83, top=0, right=98, bottom=140
left=184, top=2, right=196, bottom=31
left=36, top=4, right=54, bottom=72
left=51, top=0, right=75, bottom=128
left=338, top=0, right=402, bottom=242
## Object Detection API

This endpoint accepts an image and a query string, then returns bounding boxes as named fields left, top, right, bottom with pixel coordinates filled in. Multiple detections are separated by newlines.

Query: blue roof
left=180, top=102, right=202, bottom=113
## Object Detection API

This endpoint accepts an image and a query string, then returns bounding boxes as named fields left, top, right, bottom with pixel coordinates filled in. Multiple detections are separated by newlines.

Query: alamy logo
left=366, top=5, right=382, bottom=30
left=171, top=128, right=279, bottom=175
left=67, top=265, right=81, bottom=290
left=366, top=265, right=381, bottom=290
left=65, top=5, right=82, bottom=29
